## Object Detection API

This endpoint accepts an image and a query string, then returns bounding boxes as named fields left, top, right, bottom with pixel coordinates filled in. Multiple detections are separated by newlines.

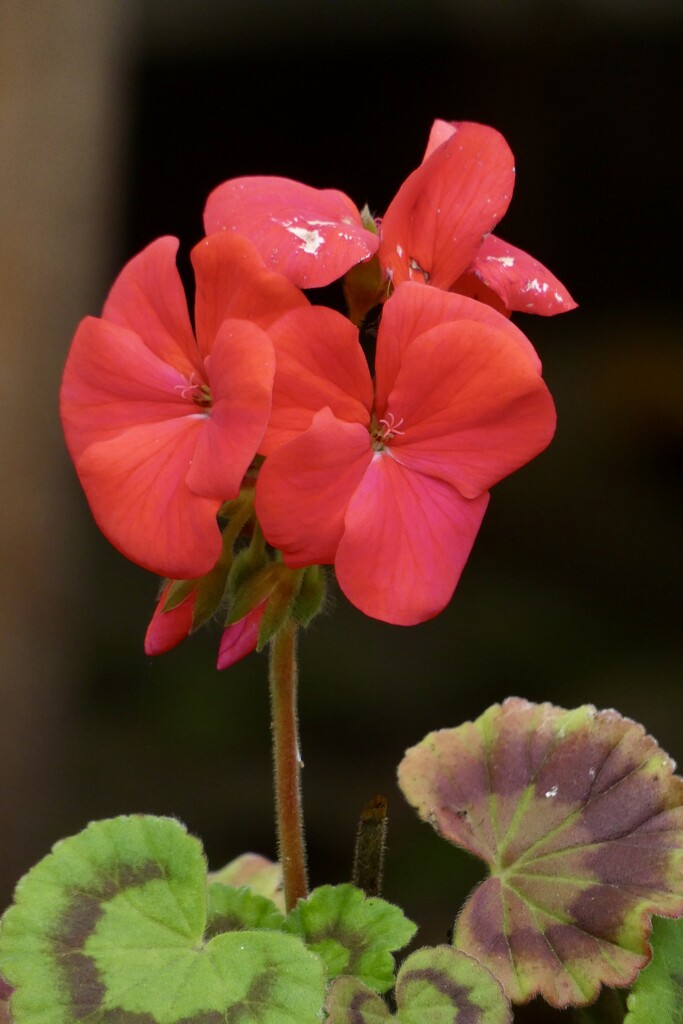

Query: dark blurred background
left=1, top=0, right=681, bottom=951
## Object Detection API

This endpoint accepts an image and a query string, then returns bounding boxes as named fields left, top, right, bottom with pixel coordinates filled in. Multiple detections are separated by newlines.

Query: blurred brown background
left=1, top=0, right=681, bottom=942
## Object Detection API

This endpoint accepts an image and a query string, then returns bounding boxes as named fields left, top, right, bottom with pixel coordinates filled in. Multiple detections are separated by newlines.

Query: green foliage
left=326, top=944, right=512, bottom=1023
left=398, top=698, right=683, bottom=1009
left=208, top=852, right=284, bottom=911
left=284, top=883, right=417, bottom=992
left=625, top=917, right=683, bottom=1023
left=0, top=815, right=325, bottom=1024
left=206, top=883, right=285, bottom=936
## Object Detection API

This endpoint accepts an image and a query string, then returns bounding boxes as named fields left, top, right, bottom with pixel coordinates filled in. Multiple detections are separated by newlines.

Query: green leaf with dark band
left=325, top=977, right=391, bottom=1023
left=326, top=945, right=511, bottom=1023
left=0, top=815, right=325, bottom=1024
left=284, top=883, right=416, bottom=992
left=205, top=883, right=285, bottom=937
left=398, top=698, right=683, bottom=1008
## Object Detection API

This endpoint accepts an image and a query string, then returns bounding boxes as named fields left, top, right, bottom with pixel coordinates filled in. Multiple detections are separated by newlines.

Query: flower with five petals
left=60, top=231, right=306, bottom=580
left=255, top=283, right=557, bottom=625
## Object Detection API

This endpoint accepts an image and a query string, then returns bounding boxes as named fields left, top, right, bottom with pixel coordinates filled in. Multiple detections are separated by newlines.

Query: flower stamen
left=175, top=373, right=212, bottom=407
left=371, top=412, right=405, bottom=450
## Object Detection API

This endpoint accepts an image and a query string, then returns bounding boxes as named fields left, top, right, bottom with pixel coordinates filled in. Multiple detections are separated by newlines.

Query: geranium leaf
left=396, top=945, right=512, bottom=1023
left=0, top=815, right=325, bottom=1024
left=325, top=977, right=392, bottom=1023
left=325, top=946, right=511, bottom=1023
left=208, top=852, right=284, bottom=911
left=284, top=883, right=417, bottom=992
left=625, top=916, right=683, bottom=1023
left=398, top=698, right=683, bottom=1008
left=205, top=883, right=285, bottom=936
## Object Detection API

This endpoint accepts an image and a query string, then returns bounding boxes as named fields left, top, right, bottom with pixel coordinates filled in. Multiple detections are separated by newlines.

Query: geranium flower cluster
left=61, top=120, right=575, bottom=667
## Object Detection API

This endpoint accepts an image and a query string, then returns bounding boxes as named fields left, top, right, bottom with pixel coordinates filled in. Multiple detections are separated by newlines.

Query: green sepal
left=205, top=883, right=285, bottom=937
left=0, top=815, right=326, bottom=1024
left=291, top=564, right=326, bottom=627
left=256, top=569, right=303, bottom=651
left=191, top=558, right=232, bottom=630
left=343, top=208, right=385, bottom=327
left=283, top=883, right=416, bottom=993
left=192, top=501, right=256, bottom=629
left=162, top=577, right=197, bottom=612
left=625, top=917, right=683, bottom=1023
left=227, top=563, right=280, bottom=625
left=227, top=522, right=268, bottom=597
left=358, top=203, right=378, bottom=235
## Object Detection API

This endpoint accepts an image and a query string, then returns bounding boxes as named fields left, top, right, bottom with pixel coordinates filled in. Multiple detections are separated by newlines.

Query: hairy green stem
left=268, top=619, right=308, bottom=911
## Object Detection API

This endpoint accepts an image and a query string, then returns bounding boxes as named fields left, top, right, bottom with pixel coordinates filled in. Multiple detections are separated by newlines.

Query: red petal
left=421, top=118, right=458, bottom=161
left=144, top=583, right=197, bottom=655
left=102, top=237, right=202, bottom=378
left=261, top=306, right=373, bottom=455
left=336, top=454, right=489, bottom=625
left=216, top=603, right=265, bottom=670
left=60, top=317, right=203, bottom=462
left=379, top=122, right=515, bottom=289
left=256, top=408, right=372, bottom=567
left=385, top=319, right=557, bottom=498
left=458, top=234, right=578, bottom=316
left=203, top=176, right=379, bottom=289
left=191, top=231, right=307, bottom=360
left=374, top=282, right=542, bottom=416
left=446, top=271, right=511, bottom=317
left=75, top=417, right=222, bottom=578
left=187, top=319, right=275, bottom=499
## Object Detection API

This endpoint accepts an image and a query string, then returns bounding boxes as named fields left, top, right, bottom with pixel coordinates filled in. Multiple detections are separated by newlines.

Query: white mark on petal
left=285, top=226, right=325, bottom=255
left=545, top=785, right=559, bottom=798
left=396, top=244, right=404, bottom=258
left=524, top=278, right=549, bottom=294
left=486, top=255, right=515, bottom=268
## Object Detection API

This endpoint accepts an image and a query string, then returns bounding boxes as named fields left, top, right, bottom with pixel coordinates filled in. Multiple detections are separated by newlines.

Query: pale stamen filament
left=378, top=413, right=405, bottom=441
left=175, top=373, right=212, bottom=407
left=175, top=372, right=201, bottom=400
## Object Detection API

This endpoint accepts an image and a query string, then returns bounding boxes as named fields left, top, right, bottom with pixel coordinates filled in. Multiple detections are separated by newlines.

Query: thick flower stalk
left=60, top=231, right=306, bottom=581
left=255, top=284, right=557, bottom=626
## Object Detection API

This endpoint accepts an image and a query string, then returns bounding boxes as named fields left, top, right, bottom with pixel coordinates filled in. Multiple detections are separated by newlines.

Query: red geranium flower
left=255, top=284, right=556, bottom=625
left=379, top=119, right=576, bottom=316
left=60, top=232, right=306, bottom=580
left=203, top=120, right=575, bottom=317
